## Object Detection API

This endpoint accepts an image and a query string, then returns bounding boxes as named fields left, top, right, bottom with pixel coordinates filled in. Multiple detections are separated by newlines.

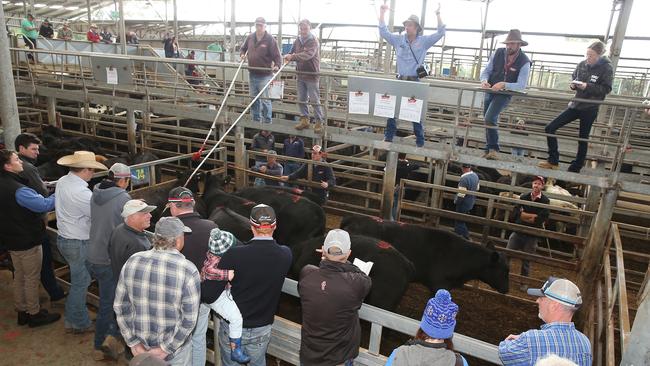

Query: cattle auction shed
left=0, top=0, right=649, bottom=365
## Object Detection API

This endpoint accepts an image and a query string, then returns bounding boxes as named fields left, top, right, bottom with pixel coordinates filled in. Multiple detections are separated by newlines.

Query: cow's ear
left=490, top=251, right=500, bottom=263
left=485, top=240, right=495, bottom=250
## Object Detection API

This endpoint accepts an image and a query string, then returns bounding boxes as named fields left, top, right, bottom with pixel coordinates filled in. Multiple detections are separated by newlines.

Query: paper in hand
left=353, top=258, right=374, bottom=275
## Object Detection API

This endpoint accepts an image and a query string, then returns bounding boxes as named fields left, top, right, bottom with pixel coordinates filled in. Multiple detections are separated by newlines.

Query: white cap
left=121, top=199, right=157, bottom=218
left=323, top=229, right=351, bottom=256
left=527, top=277, right=583, bottom=308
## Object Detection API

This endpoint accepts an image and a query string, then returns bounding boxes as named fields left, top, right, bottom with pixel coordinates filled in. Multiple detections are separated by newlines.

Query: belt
left=397, top=75, right=419, bottom=81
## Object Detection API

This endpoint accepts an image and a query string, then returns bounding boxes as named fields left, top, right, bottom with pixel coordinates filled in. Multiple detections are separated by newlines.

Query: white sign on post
left=398, top=96, right=424, bottom=123
left=268, top=80, right=284, bottom=100
left=373, top=93, right=397, bottom=118
left=348, top=91, right=370, bottom=114
left=106, top=67, right=118, bottom=85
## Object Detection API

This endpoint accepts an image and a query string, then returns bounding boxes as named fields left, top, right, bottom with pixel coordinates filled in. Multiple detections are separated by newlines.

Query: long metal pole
left=277, top=0, right=283, bottom=51
left=173, top=0, right=178, bottom=39
left=382, top=0, right=396, bottom=74
left=609, top=0, right=633, bottom=72
left=86, top=0, right=92, bottom=26
left=0, top=5, right=21, bottom=149
left=475, top=0, right=490, bottom=80
left=420, top=0, right=427, bottom=29
left=622, top=282, right=650, bottom=365
left=230, top=0, right=236, bottom=62
left=118, top=0, right=127, bottom=55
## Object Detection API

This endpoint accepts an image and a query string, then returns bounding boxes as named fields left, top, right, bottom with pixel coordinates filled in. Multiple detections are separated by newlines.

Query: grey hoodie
left=87, top=180, right=131, bottom=265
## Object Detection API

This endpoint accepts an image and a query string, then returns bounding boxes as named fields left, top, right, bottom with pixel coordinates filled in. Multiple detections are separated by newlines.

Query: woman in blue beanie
left=385, top=289, right=468, bottom=366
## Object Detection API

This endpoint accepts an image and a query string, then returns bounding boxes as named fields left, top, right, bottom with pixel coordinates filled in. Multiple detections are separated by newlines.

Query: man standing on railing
left=39, top=19, right=54, bottom=39
left=479, top=29, right=531, bottom=160
left=378, top=4, right=445, bottom=148
left=285, top=19, right=325, bottom=134
left=240, top=17, right=282, bottom=124
left=21, top=14, right=38, bottom=63
left=57, top=22, right=73, bottom=41
left=298, top=229, right=372, bottom=366
left=538, top=41, right=613, bottom=173
left=499, top=277, right=592, bottom=366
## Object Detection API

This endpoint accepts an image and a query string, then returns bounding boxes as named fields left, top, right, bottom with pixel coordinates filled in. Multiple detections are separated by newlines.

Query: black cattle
left=292, top=234, right=416, bottom=311
left=208, top=207, right=252, bottom=242
left=235, top=186, right=325, bottom=207
left=202, top=173, right=326, bottom=247
left=340, top=215, right=510, bottom=294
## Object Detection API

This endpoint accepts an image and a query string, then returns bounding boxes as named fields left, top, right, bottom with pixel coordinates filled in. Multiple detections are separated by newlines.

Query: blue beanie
left=420, top=289, right=458, bottom=339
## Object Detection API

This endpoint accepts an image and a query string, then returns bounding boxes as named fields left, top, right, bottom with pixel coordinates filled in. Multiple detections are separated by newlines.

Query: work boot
left=313, top=121, right=323, bottom=134
left=230, top=338, right=251, bottom=364
left=28, top=309, right=61, bottom=328
left=17, top=311, right=28, bottom=326
left=295, top=116, right=310, bottom=130
left=538, top=161, right=559, bottom=170
left=101, top=335, right=125, bottom=360
left=482, top=150, right=499, bottom=160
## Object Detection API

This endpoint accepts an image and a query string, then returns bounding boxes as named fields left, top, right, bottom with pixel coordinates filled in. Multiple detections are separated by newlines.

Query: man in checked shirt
left=114, top=217, right=200, bottom=365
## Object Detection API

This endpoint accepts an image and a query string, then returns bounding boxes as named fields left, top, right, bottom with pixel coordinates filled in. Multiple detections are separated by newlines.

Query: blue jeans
left=190, top=303, right=210, bottom=366
left=297, top=79, right=323, bottom=122
left=249, top=73, right=273, bottom=123
left=41, top=234, right=65, bottom=301
left=168, top=342, right=192, bottom=366
left=390, top=185, right=401, bottom=221
left=219, top=319, right=272, bottom=366
left=86, top=262, right=119, bottom=349
left=545, top=107, right=598, bottom=172
left=384, top=118, right=425, bottom=147
left=483, top=93, right=512, bottom=151
left=454, top=205, right=470, bottom=240
left=511, top=147, right=527, bottom=157
left=507, top=232, right=538, bottom=277
left=56, top=236, right=91, bottom=330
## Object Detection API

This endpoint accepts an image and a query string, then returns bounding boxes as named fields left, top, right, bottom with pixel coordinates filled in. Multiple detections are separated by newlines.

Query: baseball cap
left=255, top=17, right=266, bottom=25
left=267, top=150, right=277, bottom=156
left=323, top=229, right=351, bottom=256
left=312, top=145, right=322, bottom=153
left=154, top=216, right=192, bottom=239
left=532, top=175, right=545, bottom=185
left=527, top=277, right=583, bottom=308
left=121, top=199, right=157, bottom=218
left=168, top=186, right=194, bottom=203
left=249, top=204, right=276, bottom=228
left=109, top=163, right=132, bottom=179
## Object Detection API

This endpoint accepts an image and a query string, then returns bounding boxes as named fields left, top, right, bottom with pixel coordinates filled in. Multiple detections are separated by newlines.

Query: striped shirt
left=498, top=322, right=592, bottom=366
left=114, top=248, right=201, bottom=357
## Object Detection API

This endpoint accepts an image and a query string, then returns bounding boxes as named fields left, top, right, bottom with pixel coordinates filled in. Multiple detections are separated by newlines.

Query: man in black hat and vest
left=479, top=29, right=531, bottom=160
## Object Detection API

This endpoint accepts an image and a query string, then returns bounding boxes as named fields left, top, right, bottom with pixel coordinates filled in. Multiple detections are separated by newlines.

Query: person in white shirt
left=54, top=151, right=107, bottom=333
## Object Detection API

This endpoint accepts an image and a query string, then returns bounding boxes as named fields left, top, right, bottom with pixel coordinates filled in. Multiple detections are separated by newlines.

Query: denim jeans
left=511, top=148, right=527, bottom=157
left=190, top=303, right=210, bottom=366
left=384, top=118, right=425, bottom=147
left=168, top=342, right=192, bottom=366
left=506, top=232, right=538, bottom=276
left=454, top=204, right=471, bottom=240
left=297, top=79, right=323, bottom=122
left=545, top=107, right=598, bottom=172
left=249, top=73, right=273, bottom=123
left=390, top=185, right=401, bottom=221
left=86, top=262, right=119, bottom=349
left=56, top=236, right=91, bottom=329
left=41, top=234, right=65, bottom=301
left=207, top=289, right=243, bottom=338
left=483, top=93, right=512, bottom=151
left=219, top=319, right=272, bottom=366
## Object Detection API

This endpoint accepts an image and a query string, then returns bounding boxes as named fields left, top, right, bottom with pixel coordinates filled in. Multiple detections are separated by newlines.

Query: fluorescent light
left=49, top=4, right=62, bottom=9
left=34, top=3, right=47, bottom=8
left=2, top=1, right=11, bottom=5
left=14, top=2, right=24, bottom=5
left=65, top=6, right=79, bottom=10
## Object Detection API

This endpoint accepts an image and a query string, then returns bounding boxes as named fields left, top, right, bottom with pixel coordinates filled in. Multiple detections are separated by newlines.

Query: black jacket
left=0, top=172, right=46, bottom=251
left=288, top=162, right=336, bottom=202
left=298, top=260, right=372, bottom=366
left=513, top=191, right=550, bottom=229
left=570, top=57, right=613, bottom=110
left=19, top=155, right=48, bottom=197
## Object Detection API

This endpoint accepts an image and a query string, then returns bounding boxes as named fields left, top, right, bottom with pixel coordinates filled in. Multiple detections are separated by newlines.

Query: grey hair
left=152, top=235, right=177, bottom=250
left=535, top=355, right=578, bottom=366
left=172, top=201, right=194, bottom=211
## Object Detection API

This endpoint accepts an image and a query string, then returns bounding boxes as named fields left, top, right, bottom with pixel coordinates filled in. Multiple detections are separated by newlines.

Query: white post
left=0, top=5, right=21, bottom=149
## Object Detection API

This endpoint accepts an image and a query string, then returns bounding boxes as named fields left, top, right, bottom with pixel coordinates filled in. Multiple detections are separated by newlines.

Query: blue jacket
left=283, top=137, right=305, bottom=159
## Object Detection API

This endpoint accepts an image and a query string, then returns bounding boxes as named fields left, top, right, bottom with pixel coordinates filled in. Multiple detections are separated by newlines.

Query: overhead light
left=34, top=3, right=47, bottom=7
left=49, top=4, right=62, bottom=9
left=2, top=1, right=10, bottom=4
left=65, top=6, right=79, bottom=10
left=14, top=2, right=24, bottom=5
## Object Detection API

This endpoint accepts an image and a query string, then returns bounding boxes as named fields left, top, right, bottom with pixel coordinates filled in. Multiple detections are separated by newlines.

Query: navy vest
left=0, top=173, right=45, bottom=251
left=487, top=48, right=531, bottom=86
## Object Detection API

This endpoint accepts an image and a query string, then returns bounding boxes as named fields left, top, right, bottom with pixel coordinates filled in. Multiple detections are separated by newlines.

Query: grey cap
left=154, top=216, right=192, bottom=239
left=323, top=229, right=351, bottom=256
left=109, top=163, right=132, bottom=179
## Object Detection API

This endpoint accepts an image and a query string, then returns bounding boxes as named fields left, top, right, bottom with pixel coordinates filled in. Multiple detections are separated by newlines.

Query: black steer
left=340, top=215, right=510, bottom=294
left=235, top=186, right=325, bottom=206
left=292, top=234, right=415, bottom=311
left=208, top=207, right=252, bottom=242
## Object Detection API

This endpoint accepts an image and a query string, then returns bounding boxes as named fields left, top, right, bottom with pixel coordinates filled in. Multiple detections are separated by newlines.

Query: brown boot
left=295, top=116, right=310, bottom=130
left=482, top=150, right=499, bottom=160
left=313, top=121, right=323, bottom=134
left=538, top=161, right=559, bottom=170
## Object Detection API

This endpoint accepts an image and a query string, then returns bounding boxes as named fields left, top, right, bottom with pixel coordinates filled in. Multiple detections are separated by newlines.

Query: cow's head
left=480, top=250, right=510, bottom=294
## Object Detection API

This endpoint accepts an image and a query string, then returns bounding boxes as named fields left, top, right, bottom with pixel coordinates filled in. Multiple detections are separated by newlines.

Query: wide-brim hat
left=57, top=151, right=108, bottom=170
left=402, top=15, right=423, bottom=34
left=502, top=29, right=528, bottom=46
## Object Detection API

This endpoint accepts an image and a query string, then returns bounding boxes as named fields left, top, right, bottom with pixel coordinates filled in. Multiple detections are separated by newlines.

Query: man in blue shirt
left=479, top=29, right=531, bottom=160
left=0, top=150, right=61, bottom=328
left=454, top=163, right=479, bottom=240
left=378, top=4, right=445, bottom=147
left=499, top=277, right=592, bottom=366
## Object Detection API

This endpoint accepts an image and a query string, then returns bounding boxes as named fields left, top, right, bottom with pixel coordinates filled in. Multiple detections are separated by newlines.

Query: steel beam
left=609, top=0, right=634, bottom=72
left=0, top=5, right=21, bottom=149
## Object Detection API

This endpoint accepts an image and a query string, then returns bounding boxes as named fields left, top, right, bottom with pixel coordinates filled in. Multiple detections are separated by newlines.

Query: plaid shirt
left=499, top=322, right=592, bottom=366
left=114, top=248, right=201, bottom=356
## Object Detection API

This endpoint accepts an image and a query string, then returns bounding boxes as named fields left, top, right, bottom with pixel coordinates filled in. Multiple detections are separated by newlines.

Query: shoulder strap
left=408, top=42, right=421, bottom=65
left=454, top=352, right=463, bottom=366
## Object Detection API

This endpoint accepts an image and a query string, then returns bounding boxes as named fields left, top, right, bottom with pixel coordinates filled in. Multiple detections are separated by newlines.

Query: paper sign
left=399, top=96, right=423, bottom=123
left=106, top=67, right=118, bottom=85
left=373, top=93, right=397, bottom=118
left=268, top=80, right=284, bottom=99
left=348, top=91, right=370, bottom=115
left=353, top=258, right=374, bottom=275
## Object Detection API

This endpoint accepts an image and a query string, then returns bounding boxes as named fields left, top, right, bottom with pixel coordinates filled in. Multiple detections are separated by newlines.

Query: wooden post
left=126, top=109, right=137, bottom=155
left=46, top=97, right=57, bottom=126
left=234, top=125, right=246, bottom=187
left=381, top=151, right=398, bottom=220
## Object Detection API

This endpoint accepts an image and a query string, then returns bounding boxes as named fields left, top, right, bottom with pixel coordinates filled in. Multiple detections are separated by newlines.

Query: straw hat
left=57, top=151, right=108, bottom=170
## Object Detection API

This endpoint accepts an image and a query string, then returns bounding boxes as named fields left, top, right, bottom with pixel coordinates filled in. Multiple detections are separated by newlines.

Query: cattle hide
left=208, top=207, right=252, bottom=242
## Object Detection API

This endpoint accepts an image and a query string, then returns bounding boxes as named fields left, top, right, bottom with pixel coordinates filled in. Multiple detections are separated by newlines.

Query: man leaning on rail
left=378, top=3, right=446, bottom=147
